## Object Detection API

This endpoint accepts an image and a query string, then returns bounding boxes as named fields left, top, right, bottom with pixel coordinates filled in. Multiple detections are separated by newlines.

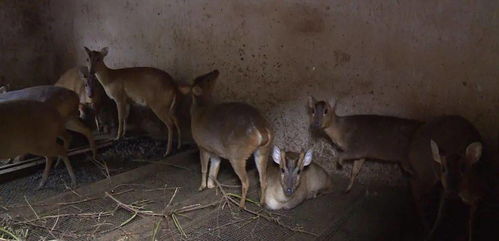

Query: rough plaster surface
left=5, top=0, right=499, bottom=185
left=0, top=0, right=56, bottom=88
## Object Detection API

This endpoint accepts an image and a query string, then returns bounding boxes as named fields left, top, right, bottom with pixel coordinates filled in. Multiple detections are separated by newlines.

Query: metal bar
left=0, top=139, right=114, bottom=176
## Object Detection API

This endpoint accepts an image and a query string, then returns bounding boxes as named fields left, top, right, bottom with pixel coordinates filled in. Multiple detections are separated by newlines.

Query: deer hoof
left=207, top=180, right=216, bottom=189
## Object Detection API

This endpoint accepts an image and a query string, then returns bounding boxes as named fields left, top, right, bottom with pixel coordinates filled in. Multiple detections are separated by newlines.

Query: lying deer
left=264, top=146, right=332, bottom=210
left=179, top=70, right=272, bottom=208
left=55, top=66, right=112, bottom=133
left=0, top=100, right=75, bottom=188
left=308, top=97, right=422, bottom=192
left=407, top=115, right=483, bottom=241
left=85, top=47, right=181, bottom=156
left=0, top=86, right=96, bottom=159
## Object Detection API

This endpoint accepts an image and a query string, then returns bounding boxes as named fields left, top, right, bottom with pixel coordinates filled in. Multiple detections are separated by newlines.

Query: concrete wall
left=9, top=0, right=499, bottom=185
left=0, top=0, right=57, bottom=88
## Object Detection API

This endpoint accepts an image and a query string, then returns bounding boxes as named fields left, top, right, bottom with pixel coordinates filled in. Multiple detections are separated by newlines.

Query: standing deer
left=0, top=86, right=96, bottom=159
left=84, top=47, right=181, bottom=156
left=0, top=100, right=75, bottom=188
left=264, top=146, right=332, bottom=210
left=408, top=115, right=483, bottom=241
left=179, top=70, right=272, bottom=208
left=308, top=97, right=422, bottom=192
left=55, top=66, right=112, bottom=133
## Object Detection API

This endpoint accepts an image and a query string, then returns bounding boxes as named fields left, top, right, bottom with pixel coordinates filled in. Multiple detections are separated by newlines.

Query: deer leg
left=115, top=101, right=129, bottom=140
left=469, top=203, right=477, bottom=241
left=198, top=149, right=210, bottom=191
left=345, top=158, right=365, bottom=193
left=94, top=116, right=101, bottom=133
left=426, top=192, right=449, bottom=241
left=170, top=114, right=182, bottom=150
left=207, top=156, right=221, bottom=189
left=37, top=157, right=55, bottom=189
left=151, top=107, right=174, bottom=156
left=231, top=159, right=250, bottom=208
left=54, top=130, right=71, bottom=168
left=254, top=146, right=270, bottom=204
left=61, top=155, right=76, bottom=187
left=65, top=117, right=96, bottom=159
left=115, top=102, right=125, bottom=140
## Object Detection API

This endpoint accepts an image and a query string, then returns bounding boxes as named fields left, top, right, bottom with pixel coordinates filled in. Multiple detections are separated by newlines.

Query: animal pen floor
left=0, top=146, right=425, bottom=241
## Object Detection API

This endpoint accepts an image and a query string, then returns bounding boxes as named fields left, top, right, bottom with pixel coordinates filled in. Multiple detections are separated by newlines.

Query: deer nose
left=285, top=188, right=293, bottom=196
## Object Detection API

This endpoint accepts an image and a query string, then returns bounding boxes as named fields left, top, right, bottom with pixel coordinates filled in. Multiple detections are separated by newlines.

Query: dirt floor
left=0, top=145, right=428, bottom=241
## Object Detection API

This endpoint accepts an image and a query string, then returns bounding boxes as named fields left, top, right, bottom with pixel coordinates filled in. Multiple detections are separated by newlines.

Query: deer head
left=272, top=146, right=313, bottom=196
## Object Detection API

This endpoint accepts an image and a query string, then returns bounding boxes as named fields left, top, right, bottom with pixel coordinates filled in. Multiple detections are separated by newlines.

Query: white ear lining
left=272, top=146, right=281, bottom=165
left=303, top=149, right=313, bottom=166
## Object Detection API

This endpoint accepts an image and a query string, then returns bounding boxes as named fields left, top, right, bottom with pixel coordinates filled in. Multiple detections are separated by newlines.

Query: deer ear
left=465, top=142, right=482, bottom=165
left=192, top=86, right=203, bottom=96
left=430, top=140, right=442, bottom=164
left=272, top=146, right=282, bottom=165
left=84, top=47, right=91, bottom=55
left=308, top=96, right=316, bottom=109
left=101, top=47, right=109, bottom=56
left=303, top=149, right=313, bottom=167
left=178, top=85, right=191, bottom=95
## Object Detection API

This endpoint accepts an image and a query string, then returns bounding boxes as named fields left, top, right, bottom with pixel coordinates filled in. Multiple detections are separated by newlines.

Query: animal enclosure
left=0, top=0, right=498, bottom=241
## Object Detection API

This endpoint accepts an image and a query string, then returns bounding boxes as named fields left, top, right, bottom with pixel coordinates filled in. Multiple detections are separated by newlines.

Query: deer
left=407, top=115, right=485, bottom=241
left=0, top=100, right=75, bottom=188
left=308, top=96, right=422, bottom=192
left=264, top=146, right=332, bottom=210
left=55, top=66, right=112, bottom=133
left=84, top=47, right=181, bottom=156
left=179, top=70, right=272, bottom=208
left=0, top=86, right=96, bottom=160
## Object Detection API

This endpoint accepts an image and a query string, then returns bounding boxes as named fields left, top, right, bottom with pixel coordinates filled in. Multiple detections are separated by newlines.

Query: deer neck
left=323, top=114, right=347, bottom=150
left=93, top=61, right=113, bottom=86
left=190, top=95, right=213, bottom=120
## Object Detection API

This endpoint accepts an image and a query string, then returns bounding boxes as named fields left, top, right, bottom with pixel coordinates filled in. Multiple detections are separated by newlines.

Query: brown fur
left=182, top=70, right=272, bottom=208
left=308, top=96, right=422, bottom=192
left=0, top=85, right=96, bottom=158
left=55, top=66, right=113, bottom=133
left=85, top=47, right=181, bottom=156
left=264, top=147, right=332, bottom=210
left=0, top=100, right=75, bottom=188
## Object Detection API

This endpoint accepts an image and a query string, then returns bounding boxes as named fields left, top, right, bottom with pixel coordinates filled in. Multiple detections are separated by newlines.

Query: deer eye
left=297, top=169, right=301, bottom=175
left=311, top=109, right=315, bottom=115
left=324, top=108, right=328, bottom=115
left=280, top=168, right=285, bottom=173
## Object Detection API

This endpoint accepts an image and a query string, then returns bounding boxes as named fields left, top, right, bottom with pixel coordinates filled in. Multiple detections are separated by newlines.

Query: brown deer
left=308, top=97, right=422, bottom=192
left=0, top=100, right=75, bottom=188
left=407, top=115, right=483, bottom=241
left=84, top=47, right=181, bottom=156
left=55, top=66, right=112, bottom=133
left=179, top=70, right=272, bottom=208
left=264, top=146, right=332, bottom=210
left=0, top=86, right=96, bottom=159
